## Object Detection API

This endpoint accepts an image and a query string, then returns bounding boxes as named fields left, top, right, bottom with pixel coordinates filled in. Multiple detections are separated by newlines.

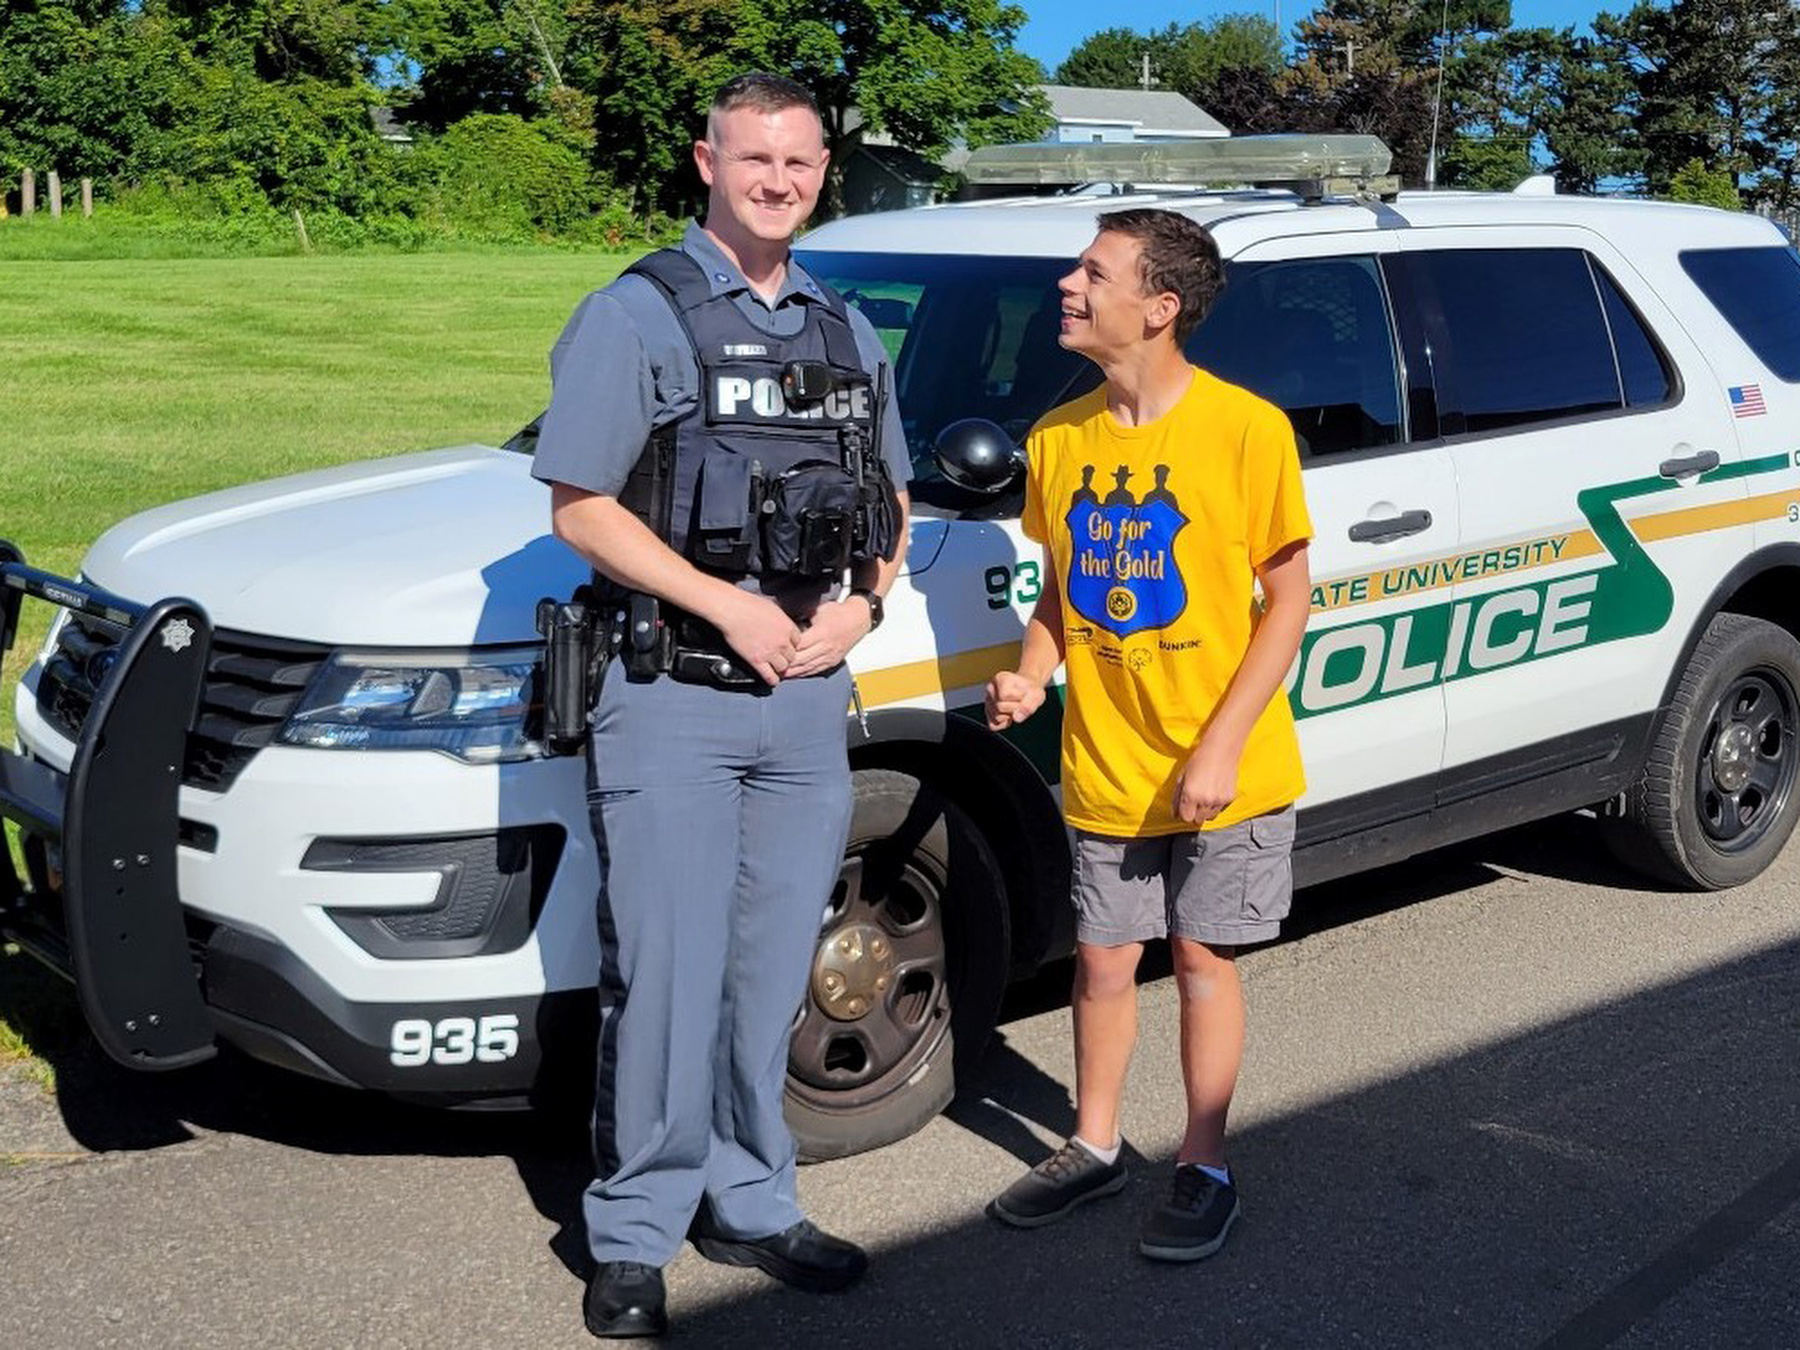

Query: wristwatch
left=851, top=587, right=885, bottom=631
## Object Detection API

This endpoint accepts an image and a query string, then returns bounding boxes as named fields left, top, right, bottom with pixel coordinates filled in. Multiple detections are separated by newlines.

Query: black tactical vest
left=620, top=249, right=897, bottom=580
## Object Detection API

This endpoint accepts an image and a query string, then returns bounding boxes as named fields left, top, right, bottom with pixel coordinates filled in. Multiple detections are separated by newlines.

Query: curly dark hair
left=1095, top=208, right=1225, bottom=343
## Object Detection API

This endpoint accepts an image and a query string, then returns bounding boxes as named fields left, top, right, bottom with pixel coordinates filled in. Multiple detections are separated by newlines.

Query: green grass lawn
left=0, top=245, right=633, bottom=1085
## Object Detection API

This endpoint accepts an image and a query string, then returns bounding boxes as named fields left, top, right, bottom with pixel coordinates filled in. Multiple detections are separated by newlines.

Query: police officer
left=533, top=73, right=911, bottom=1340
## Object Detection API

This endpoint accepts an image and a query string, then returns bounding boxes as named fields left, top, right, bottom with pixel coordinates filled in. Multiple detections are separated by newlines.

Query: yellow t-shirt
left=1022, top=367, right=1312, bottom=836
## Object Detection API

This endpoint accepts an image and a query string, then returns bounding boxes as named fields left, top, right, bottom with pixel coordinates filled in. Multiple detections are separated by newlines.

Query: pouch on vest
left=693, top=451, right=760, bottom=573
left=762, top=460, right=860, bottom=577
left=857, top=472, right=903, bottom=565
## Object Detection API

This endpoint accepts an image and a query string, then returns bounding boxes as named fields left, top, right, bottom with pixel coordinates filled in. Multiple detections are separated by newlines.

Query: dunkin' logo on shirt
left=1065, top=463, right=1189, bottom=639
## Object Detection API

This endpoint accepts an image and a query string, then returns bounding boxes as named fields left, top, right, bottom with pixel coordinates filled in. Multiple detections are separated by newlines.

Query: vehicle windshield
left=796, top=250, right=1099, bottom=506
left=508, top=249, right=1404, bottom=491
left=498, top=252, right=1090, bottom=504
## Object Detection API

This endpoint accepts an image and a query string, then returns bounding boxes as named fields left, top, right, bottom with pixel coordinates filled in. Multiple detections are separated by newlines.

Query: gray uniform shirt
left=533, top=223, right=910, bottom=501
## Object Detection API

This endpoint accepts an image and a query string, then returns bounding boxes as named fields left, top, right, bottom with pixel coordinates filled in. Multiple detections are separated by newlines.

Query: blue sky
left=1016, top=0, right=1608, bottom=71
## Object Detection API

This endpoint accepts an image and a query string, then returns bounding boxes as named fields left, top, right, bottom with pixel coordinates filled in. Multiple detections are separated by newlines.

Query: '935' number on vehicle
left=389, top=1014, right=520, bottom=1067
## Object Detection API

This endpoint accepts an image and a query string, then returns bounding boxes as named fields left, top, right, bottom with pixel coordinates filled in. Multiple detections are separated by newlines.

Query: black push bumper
left=0, top=542, right=218, bottom=1069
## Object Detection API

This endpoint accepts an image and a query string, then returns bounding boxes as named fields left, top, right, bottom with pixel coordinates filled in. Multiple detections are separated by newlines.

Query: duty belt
left=608, top=591, right=761, bottom=692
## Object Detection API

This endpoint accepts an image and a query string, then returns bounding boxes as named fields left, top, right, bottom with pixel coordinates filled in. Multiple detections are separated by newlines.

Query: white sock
left=1072, top=1134, right=1120, bottom=1165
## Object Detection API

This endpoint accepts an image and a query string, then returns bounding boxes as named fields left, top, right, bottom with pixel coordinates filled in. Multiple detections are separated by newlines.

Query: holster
left=534, top=584, right=610, bottom=756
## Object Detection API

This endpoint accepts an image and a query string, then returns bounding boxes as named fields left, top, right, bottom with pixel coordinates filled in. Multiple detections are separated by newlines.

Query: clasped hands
left=720, top=589, right=872, bottom=685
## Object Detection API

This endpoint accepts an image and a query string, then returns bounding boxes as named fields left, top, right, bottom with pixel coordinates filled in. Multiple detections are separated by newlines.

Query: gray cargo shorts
left=1071, top=806, right=1296, bottom=948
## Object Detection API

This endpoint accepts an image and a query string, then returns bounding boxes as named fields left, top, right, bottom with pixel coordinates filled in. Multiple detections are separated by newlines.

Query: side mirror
left=933, top=419, right=1025, bottom=494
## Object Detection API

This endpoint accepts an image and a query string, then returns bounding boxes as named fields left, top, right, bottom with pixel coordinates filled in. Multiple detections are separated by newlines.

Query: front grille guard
left=0, top=539, right=217, bottom=1069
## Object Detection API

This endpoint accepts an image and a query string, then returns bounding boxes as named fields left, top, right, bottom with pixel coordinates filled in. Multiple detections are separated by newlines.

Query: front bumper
left=3, top=544, right=601, bottom=1099
left=0, top=546, right=217, bottom=1068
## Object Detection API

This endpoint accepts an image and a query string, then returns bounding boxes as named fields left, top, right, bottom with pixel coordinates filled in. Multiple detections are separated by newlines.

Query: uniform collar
left=680, top=222, right=825, bottom=308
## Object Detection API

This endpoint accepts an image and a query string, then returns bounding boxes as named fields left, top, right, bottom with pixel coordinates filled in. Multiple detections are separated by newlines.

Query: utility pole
left=1140, top=51, right=1158, bottom=91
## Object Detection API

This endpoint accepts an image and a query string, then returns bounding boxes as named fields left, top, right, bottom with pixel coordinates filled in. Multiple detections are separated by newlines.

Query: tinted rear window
left=1186, top=256, right=1404, bottom=458
left=1409, top=248, right=1621, bottom=434
left=1681, top=246, right=1800, bottom=381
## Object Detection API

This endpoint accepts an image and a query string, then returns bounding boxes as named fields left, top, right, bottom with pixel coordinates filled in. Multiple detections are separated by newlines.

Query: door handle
left=1659, top=450, right=1720, bottom=479
left=1348, top=509, right=1433, bottom=544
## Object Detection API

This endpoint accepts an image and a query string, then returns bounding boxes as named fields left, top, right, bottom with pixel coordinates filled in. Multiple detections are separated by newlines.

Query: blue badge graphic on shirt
left=1064, top=464, right=1189, bottom=639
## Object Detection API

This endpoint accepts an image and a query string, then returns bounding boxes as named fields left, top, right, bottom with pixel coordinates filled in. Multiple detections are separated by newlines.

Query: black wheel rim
left=1694, top=665, right=1800, bottom=853
left=786, top=844, right=951, bottom=1109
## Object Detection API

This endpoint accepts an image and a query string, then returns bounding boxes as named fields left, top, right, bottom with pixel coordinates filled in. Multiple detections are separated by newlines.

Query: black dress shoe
left=690, top=1218, right=868, bottom=1292
left=584, top=1261, right=668, bottom=1340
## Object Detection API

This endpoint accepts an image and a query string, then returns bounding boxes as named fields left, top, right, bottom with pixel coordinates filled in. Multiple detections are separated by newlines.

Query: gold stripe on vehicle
left=856, top=642, right=1020, bottom=709
left=1628, top=488, right=1794, bottom=543
left=856, top=481, right=1793, bottom=707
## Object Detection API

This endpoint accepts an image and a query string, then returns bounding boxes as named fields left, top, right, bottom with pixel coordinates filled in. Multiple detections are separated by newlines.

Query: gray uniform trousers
left=582, top=658, right=854, bottom=1266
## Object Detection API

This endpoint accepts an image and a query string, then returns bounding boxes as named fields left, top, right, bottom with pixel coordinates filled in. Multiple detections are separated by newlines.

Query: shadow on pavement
left=0, top=810, right=1619, bottom=1158
left=671, top=930, right=1800, bottom=1349
left=5, top=809, right=1786, bottom=1346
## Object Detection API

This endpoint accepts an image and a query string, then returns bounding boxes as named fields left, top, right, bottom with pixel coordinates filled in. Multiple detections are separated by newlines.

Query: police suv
left=7, top=136, right=1800, bottom=1159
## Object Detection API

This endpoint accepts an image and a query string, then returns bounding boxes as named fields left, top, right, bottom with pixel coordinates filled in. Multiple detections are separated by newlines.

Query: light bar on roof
left=962, top=134, right=1397, bottom=200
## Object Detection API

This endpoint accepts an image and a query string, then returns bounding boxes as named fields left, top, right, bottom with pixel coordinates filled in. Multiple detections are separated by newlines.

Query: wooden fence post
left=48, top=171, right=62, bottom=219
left=81, top=178, right=93, bottom=217
left=21, top=169, right=35, bottom=216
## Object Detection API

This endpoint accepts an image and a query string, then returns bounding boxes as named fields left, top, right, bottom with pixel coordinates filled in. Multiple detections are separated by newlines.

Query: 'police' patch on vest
left=711, top=375, right=873, bottom=425
left=1064, top=463, right=1189, bottom=639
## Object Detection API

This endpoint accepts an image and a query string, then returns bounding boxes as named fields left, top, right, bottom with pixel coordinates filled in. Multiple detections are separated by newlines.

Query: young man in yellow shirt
left=986, top=209, right=1313, bottom=1260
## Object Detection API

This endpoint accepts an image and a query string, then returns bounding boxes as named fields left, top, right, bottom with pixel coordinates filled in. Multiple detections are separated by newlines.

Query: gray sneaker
left=990, top=1139, right=1128, bottom=1228
left=1138, top=1165, right=1240, bottom=1261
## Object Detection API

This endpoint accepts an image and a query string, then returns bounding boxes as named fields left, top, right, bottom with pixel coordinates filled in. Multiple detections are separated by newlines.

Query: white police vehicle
left=8, top=136, right=1800, bottom=1159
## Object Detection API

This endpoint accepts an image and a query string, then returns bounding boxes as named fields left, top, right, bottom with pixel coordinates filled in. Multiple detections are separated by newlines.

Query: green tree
left=155, top=0, right=388, bottom=83
left=1190, top=64, right=1294, bottom=135
left=1054, top=26, right=1160, bottom=89
left=1603, top=0, right=1800, bottom=198
left=379, top=0, right=577, bottom=131
left=569, top=0, right=1050, bottom=216
left=734, top=0, right=1049, bottom=172
left=1290, top=0, right=1510, bottom=78
left=1667, top=155, right=1741, bottom=209
left=419, top=111, right=599, bottom=232
left=565, top=0, right=738, bottom=215
left=1054, top=16, right=1281, bottom=116
left=1437, top=26, right=1556, bottom=188
left=1538, top=28, right=1639, bottom=194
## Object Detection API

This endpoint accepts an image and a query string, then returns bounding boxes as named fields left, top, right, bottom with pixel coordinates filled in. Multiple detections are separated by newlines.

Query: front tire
left=785, top=769, right=1009, bottom=1161
left=1608, top=612, right=1800, bottom=889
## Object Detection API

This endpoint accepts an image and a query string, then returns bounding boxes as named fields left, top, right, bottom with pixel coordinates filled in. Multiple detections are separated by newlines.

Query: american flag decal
left=1729, top=383, right=1767, bottom=418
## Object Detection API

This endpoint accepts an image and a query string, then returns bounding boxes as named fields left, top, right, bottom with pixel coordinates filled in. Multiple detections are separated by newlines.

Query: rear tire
left=1606, top=612, right=1800, bottom=889
left=785, top=769, right=1009, bottom=1161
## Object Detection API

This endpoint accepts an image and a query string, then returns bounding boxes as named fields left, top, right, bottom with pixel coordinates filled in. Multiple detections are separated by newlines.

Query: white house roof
left=1039, top=85, right=1229, bottom=137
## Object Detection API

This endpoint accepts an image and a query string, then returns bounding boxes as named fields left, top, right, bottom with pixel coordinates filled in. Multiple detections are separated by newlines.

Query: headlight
left=279, top=647, right=542, bottom=763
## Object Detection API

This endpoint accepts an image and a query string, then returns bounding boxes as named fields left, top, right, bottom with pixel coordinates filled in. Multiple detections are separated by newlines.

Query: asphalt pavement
left=4, top=810, right=1799, bottom=1349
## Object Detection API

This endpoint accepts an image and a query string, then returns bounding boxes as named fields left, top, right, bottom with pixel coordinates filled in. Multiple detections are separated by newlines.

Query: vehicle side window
left=1411, top=248, right=1621, bottom=435
left=1594, top=264, right=1673, bottom=408
left=1185, top=257, right=1404, bottom=459
left=1680, top=246, right=1800, bottom=381
left=799, top=251, right=1094, bottom=511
